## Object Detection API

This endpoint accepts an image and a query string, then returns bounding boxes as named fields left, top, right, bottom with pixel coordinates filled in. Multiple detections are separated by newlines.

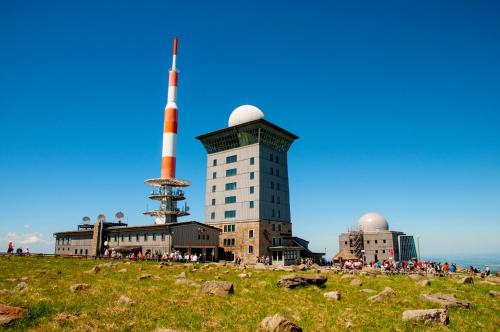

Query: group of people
left=256, top=256, right=272, bottom=265
left=6, top=242, right=30, bottom=256
left=101, top=248, right=207, bottom=263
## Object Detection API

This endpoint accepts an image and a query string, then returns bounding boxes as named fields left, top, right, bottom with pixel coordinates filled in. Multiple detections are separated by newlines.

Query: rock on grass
left=420, top=293, right=471, bottom=309
left=402, top=309, right=449, bottom=325
left=417, top=280, right=431, bottom=287
left=14, top=282, right=28, bottom=291
left=277, top=274, right=327, bottom=289
left=260, top=314, right=302, bottom=332
left=70, top=283, right=90, bottom=293
left=324, top=291, right=341, bottom=300
left=350, top=279, right=362, bottom=287
left=368, top=287, right=395, bottom=301
left=489, top=290, right=500, bottom=297
left=458, top=276, right=473, bottom=284
left=0, top=303, right=27, bottom=325
left=199, top=281, right=233, bottom=296
left=117, top=295, right=136, bottom=305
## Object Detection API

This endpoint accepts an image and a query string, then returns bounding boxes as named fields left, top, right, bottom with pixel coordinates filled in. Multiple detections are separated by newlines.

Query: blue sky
left=1, top=1, right=499, bottom=257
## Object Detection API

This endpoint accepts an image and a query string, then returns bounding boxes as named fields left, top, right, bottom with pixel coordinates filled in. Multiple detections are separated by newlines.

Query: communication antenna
left=82, top=216, right=91, bottom=225
left=115, top=211, right=125, bottom=223
left=97, top=214, right=106, bottom=222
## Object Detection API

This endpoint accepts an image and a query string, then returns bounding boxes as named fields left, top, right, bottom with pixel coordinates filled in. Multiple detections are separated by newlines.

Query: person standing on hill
left=7, top=242, right=14, bottom=254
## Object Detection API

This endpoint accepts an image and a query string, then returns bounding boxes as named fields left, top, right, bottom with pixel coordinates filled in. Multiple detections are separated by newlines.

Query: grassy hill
left=0, top=256, right=498, bottom=331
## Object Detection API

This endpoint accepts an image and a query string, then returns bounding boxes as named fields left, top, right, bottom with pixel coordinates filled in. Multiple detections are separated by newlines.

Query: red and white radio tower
left=144, top=37, right=190, bottom=224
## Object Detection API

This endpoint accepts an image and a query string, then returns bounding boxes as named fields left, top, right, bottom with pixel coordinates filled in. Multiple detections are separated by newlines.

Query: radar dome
left=357, top=212, right=389, bottom=232
left=228, top=105, right=264, bottom=127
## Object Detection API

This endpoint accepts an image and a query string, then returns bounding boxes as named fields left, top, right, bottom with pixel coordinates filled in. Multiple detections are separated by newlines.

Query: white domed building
left=336, top=212, right=417, bottom=263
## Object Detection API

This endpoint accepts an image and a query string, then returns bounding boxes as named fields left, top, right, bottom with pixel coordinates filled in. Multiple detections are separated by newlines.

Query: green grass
left=0, top=256, right=498, bottom=331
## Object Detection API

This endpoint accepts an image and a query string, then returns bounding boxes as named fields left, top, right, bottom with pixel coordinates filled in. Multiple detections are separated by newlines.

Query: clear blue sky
left=1, top=1, right=499, bottom=257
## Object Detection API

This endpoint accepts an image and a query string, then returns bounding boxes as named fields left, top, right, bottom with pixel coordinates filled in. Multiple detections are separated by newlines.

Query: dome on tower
left=357, top=212, right=389, bottom=232
left=228, top=105, right=264, bottom=127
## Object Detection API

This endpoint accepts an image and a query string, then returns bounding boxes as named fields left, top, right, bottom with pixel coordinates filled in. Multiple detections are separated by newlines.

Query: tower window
left=271, top=195, right=275, bottom=203
left=225, top=182, right=237, bottom=190
left=213, top=159, right=217, bottom=166
left=250, top=172, right=254, bottom=180
left=249, top=230, right=254, bottom=238
left=226, top=155, right=237, bottom=163
left=270, top=167, right=274, bottom=175
left=249, top=201, right=254, bottom=208
left=212, top=172, right=217, bottom=179
left=250, top=157, right=255, bottom=165
left=225, top=196, right=236, bottom=204
left=276, top=169, right=280, bottom=177
left=248, top=245, right=254, bottom=254
left=212, top=185, right=216, bottom=192
left=275, top=156, right=279, bottom=163
left=277, top=183, right=280, bottom=191
left=250, top=186, right=254, bottom=194
left=277, top=196, right=280, bottom=204
left=278, top=210, right=281, bottom=218
left=210, top=212, right=215, bottom=219
left=223, top=224, right=235, bottom=232
left=224, top=210, right=236, bottom=218
left=211, top=198, right=216, bottom=206
left=383, top=239, right=386, bottom=243
left=226, top=168, right=237, bottom=177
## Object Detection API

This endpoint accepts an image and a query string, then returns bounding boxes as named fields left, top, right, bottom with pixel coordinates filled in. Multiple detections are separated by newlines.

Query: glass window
left=383, top=239, right=386, bottom=243
left=250, top=186, right=254, bottom=194
left=250, top=172, right=254, bottom=180
left=211, top=198, right=216, bottom=206
left=276, top=169, right=280, bottom=177
left=225, top=196, right=236, bottom=204
left=226, top=168, right=237, bottom=177
left=272, top=224, right=276, bottom=231
left=375, top=240, right=378, bottom=244
left=213, top=159, right=217, bottom=166
left=212, top=185, right=216, bottom=192
left=275, top=156, right=279, bottom=163
left=224, top=210, right=236, bottom=218
left=271, top=195, right=275, bottom=203
left=367, top=240, right=370, bottom=244
left=278, top=210, right=281, bottom=218
left=143, top=234, right=147, bottom=241
left=153, top=233, right=156, bottom=241
left=210, top=212, right=215, bottom=219
left=278, top=224, right=282, bottom=231
left=226, top=155, right=237, bottom=163
left=161, top=233, right=165, bottom=241
left=270, top=167, right=274, bottom=175
left=225, top=182, right=237, bottom=190
left=249, top=230, right=254, bottom=238
left=223, top=224, right=235, bottom=232
left=272, top=209, right=275, bottom=217
left=128, top=234, right=132, bottom=242
left=277, top=196, right=280, bottom=204
left=250, top=157, right=255, bottom=165
left=136, top=234, right=139, bottom=242
left=248, top=245, right=254, bottom=254
left=249, top=201, right=254, bottom=208
left=271, top=181, right=274, bottom=189
left=277, top=183, right=280, bottom=191
left=212, top=172, right=217, bottom=179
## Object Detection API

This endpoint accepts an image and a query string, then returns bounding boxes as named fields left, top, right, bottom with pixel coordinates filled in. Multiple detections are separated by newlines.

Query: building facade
left=337, top=212, right=418, bottom=263
left=197, top=105, right=304, bottom=264
left=54, top=219, right=220, bottom=260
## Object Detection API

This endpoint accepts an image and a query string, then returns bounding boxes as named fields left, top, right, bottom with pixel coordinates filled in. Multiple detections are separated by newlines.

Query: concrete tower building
left=197, top=105, right=302, bottom=263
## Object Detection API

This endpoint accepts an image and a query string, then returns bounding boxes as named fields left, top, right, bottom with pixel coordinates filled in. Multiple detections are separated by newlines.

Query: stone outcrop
left=420, top=293, right=471, bottom=309
left=402, top=309, right=449, bottom=325
left=277, top=274, right=327, bottom=289
left=324, top=291, right=341, bottom=300
left=489, top=290, right=500, bottom=297
left=0, top=303, right=27, bottom=325
left=458, top=276, right=473, bottom=284
left=368, top=287, right=395, bottom=301
left=350, top=279, right=362, bottom=287
left=117, top=295, right=136, bottom=305
left=199, top=281, right=234, bottom=296
left=70, top=283, right=90, bottom=293
left=260, top=314, right=303, bottom=332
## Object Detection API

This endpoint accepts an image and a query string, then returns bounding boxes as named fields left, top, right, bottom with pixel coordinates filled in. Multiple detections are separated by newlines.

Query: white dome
left=357, top=212, right=389, bottom=232
left=228, top=105, right=264, bottom=127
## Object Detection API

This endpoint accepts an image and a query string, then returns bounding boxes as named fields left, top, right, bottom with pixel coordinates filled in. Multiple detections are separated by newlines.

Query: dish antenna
left=115, top=211, right=125, bottom=222
left=97, top=214, right=106, bottom=222
left=82, top=216, right=91, bottom=225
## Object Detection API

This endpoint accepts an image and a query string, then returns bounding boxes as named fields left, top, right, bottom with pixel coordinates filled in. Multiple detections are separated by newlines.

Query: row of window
left=104, top=233, right=209, bottom=243
left=211, top=207, right=282, bottom=220
left=272, top=238, right=283, bottom=246
left=212, top=185, right=256, bottom=194
left=223, top=238, right=235, bottom=246
left=213, top=169, right=281, bottom=180
left=211, top=197, right=256, bottom=207
left=57, top=238, right=71, bottom=245
left=344, top=239, right=387, bottom=246
left=213, top=155, right=255, bottom=167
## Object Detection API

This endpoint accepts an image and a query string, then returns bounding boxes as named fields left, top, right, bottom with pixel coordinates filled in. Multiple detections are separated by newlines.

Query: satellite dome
left=357, top=212, right=389, bottom=232
left=228, top=105, right=264, bottom=127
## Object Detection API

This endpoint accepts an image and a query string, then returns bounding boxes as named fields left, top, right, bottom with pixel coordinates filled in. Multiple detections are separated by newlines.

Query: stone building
left=197, top=105, right=316, bottom=264
left=336, top=212, right=418, bottom=263
left=54, top=218, right=220, bottom=260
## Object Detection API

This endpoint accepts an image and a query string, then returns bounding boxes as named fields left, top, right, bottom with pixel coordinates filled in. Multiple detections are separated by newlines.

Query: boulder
left=260, top=314, right=303, bottom=332
left=139, top=274, right=152, bottom=280
left=238, top=273, right=250, bottom=279
left=489, top=290, right=500, bottom=297
left=350, top=279, right=362, bottom=287
left=117, top=295, right=136, bottom=305
left=15, top=282, right=28, bottom=291
left=89, top=265, right=101, bottom=274
left=296, top=264, right=307, bottom=271
left=177, top=272, right=187, bottom=279
left=0, top=303, right=27, bottom=325
left=417, top=280, right=431, bottom=287
left=100, top=262, right=117, bottom=269
left=70, top=283, right=90, bottom=293
left=277, top=274, right=327, bottom=289
left=458, top=276, right=473, bottom=284
left=402, top=309, right=448, bottom=325
left=199, top=281, right=234, bottom=296
left=254, top=263, right=267, bottom=270
left=420, top=293, right=471, bottom=309
left=369, top=287, right=395, bottom=301
left=118, top=268, right=127, bottom=273
left=324, top=291, right=341, bottom=300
